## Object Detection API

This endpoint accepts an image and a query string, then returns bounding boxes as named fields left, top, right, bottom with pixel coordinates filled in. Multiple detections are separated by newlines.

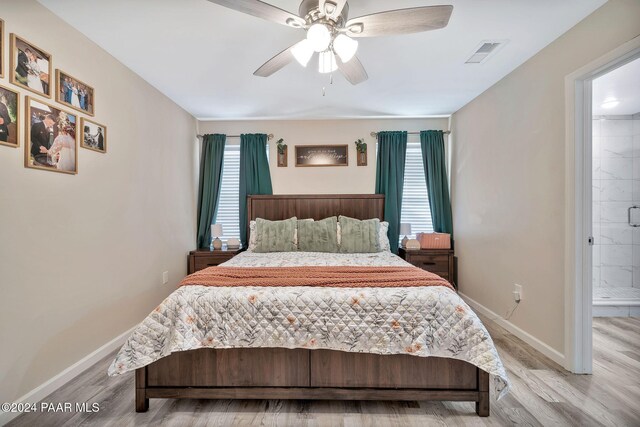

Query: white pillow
left=336, top=220, right=390, bottom=251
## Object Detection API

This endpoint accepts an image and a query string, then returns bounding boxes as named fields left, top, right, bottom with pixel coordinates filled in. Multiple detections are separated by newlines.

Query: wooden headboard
left=247, top=194, right=385, bottom=240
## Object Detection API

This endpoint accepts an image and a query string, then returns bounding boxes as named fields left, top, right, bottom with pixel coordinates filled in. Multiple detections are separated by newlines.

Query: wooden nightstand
left=188, top=248, right=242, bottom=274
left=398, top=248, right=456, bottom=290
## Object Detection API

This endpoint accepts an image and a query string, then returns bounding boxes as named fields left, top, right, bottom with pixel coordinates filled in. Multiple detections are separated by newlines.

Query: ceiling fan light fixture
left=318, top=50, right=337, bottom=73
left=292, top=39, right=314, bottom=67
left=333, top=34, right=358, bottom=63
left=307, top=23, right=332, bottom=52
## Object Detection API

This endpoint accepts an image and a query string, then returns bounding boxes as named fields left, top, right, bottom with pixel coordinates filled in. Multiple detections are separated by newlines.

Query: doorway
left=591, top=57, right=640, bottom=317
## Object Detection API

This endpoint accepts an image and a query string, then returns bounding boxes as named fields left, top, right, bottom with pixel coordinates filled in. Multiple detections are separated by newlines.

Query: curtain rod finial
left=370, top=132, right=377, bottom=138
left=268, top=134, right=274, bottom=140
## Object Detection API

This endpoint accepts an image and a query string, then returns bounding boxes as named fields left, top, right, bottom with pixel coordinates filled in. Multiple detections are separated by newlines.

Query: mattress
left=108, top=251, right=510, bottom=398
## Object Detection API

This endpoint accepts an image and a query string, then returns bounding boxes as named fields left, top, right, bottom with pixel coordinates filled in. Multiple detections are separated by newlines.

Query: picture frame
left=80, top=117, right=107, bottom=153
left=0, top=83, right=20, bottom=148
left=0, top=19, right=4, bottom=78
left=10, top=34, right=52, bottom=98
left=25, top=96, right=78, bottom=175
left=295, top=145, right=349, bottom=167
left=56, top=69, right=95, bottom=116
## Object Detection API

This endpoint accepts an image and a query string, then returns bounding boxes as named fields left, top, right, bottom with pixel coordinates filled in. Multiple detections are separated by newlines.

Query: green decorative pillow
left=338, top=216, right=380, bottom=253
left=253, top=217, right=297, bottom=252
left=297, top=217, right=339, bottom=252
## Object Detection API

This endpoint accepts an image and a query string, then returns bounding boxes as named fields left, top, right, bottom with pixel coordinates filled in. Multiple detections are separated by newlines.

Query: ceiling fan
left=207, top=0, right=453, bottom=85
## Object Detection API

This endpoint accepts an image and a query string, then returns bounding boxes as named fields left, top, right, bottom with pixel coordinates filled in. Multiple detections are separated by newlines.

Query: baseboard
left=459, top=293, right=566, bottom=367
left=0, top=326, right=135, bottom=426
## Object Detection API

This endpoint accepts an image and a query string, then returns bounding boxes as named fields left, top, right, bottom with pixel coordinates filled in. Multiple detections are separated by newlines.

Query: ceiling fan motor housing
left=299, top=0, right=349, bottom=27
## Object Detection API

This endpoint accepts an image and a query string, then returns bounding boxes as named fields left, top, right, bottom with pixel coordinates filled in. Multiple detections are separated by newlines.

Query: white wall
left=197, top=118, right=449, bottom=194
left=0, top=0, right=197, bottom=403
left=451, top=0, right=640, bottom=354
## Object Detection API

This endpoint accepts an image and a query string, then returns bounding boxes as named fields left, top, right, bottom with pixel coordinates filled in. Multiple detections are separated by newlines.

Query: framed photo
left=0, top=83, right=20, bottom=147
left=56, top=70, right=95, bottom=116
left=25, top=96, right=78, bottom=175
left=295, top=145, right=349, bottom=167
left=10, top=34, right=52, bottom=98
left=80, top=118, right=106, bottom=153
left=0, top=19, right=4, bottom=78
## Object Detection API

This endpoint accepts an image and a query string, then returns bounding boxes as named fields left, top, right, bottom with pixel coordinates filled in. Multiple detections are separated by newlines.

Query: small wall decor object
left=25, top=96, right=78, bottom=175
left=276, top=138, right=287, bottom=167
left=80, top=118, right=106, bottom=153
left=10, top=34, right=52, bottom=98
left=0, top=19, right=4, bottom=78
left=295, top=144, right=348, bottom=167
left=399, top=223, right=412, bottom=248
left=211, top=224, right=224, bottom=250
left=355, top=138, right=367, bottom=166
left=0, top=83, right=20, bottom=147
left=55, top=70, right=95, bottom=116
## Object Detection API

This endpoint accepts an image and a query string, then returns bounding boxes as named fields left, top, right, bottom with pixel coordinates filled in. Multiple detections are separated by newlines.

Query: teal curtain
left=420, top=130, right=453, bottom=235
left=196, top=134, right=226, bottom=248
left=239, top=133, right=273, bottom=247
left=375, top=131, right=407, bottom=253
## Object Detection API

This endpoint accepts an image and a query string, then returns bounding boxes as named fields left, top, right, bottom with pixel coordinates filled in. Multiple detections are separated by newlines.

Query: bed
left=109, top=194, right=508, bottom=417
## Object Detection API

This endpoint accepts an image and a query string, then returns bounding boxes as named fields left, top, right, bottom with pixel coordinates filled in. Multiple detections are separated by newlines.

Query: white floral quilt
left=109, top=251, right=509, bottom=398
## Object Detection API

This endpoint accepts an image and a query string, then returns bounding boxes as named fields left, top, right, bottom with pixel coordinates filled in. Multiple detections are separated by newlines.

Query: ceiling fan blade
left=207, top=0, right=305, bottom=28
left=254, top=41, right=305, bottom=77
left=345, top=5, right=453, bottom=38
left=319, top=0, right=347, bottom=19
left=336, top=55, right=368, bottom=85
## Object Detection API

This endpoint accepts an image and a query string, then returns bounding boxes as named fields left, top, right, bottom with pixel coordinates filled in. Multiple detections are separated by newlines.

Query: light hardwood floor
left=8, top=316, right=640, bottom=426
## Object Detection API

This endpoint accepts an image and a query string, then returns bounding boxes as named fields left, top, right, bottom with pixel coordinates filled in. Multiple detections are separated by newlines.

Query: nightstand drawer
left=194, top=256, right=228, bottom=271
left=188, top=249, right=242, bottom=274
left=406, top=254, right=449, bottom=272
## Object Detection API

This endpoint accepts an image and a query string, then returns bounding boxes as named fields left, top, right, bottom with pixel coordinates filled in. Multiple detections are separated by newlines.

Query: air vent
left=465, top=41, right=506, bottom=64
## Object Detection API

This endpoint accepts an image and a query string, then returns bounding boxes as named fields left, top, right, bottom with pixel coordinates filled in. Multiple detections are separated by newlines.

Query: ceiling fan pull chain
left=322, top=86, right=326, bottom=97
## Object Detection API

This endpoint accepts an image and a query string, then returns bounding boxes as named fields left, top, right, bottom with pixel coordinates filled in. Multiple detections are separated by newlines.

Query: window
left=400, top=142, right=434, bottom=238
left=214, top=143, right=268, bottom=241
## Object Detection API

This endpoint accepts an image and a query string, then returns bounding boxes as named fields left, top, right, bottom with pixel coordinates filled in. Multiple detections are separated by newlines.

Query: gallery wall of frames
left=0, top=17, right=107, bottom=175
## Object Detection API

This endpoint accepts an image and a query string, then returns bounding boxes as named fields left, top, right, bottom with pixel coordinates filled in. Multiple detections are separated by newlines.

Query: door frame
left=564, top=36, right=640, bottom=373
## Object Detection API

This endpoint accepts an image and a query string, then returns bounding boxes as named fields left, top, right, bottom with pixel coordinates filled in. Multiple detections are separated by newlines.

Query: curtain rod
left=197, top=133, right=274, bottom=140
left=370, top=130, right=451, bottom=138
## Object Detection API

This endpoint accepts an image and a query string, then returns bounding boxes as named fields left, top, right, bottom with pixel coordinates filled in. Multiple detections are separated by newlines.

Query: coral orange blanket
left=180, top=266, right=454, bottom=290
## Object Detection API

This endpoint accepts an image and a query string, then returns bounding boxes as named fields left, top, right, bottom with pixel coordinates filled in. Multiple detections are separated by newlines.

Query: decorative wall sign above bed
left=295, top=145, right=348, bottom=167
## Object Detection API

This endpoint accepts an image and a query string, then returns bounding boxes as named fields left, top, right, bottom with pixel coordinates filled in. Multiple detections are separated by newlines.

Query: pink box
left=417, top=233, right=451, bottom=249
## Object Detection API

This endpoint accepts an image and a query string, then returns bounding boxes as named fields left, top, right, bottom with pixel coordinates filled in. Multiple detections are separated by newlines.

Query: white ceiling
left=593, top=57, right=640, bottom=116
left=38, top=0, right=606, bottom=120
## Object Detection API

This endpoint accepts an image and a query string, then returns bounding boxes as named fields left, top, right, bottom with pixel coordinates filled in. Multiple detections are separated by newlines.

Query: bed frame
left=135, top=194, right=489, bottom=416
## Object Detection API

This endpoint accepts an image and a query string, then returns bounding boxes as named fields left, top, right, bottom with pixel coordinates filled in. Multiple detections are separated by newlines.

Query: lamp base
left=212, top=237, right=223, bottom=250
left=401, top=235, right=409, bottom=248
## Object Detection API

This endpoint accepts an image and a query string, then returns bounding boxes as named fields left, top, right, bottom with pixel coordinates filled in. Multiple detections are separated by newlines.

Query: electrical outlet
left=162, top=271, right=169, bottom=285
left=514, top=284, right=523, bottom=302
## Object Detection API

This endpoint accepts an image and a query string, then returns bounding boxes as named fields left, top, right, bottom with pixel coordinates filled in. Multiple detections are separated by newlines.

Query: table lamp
left=211, top=224, right=223, bottom=250
left=399, top=223, right=411, bottom=248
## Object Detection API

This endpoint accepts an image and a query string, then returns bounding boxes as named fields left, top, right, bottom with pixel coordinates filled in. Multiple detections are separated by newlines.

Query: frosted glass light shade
left=211, top=224, right=223, bottom=238
left=292, top=39, right=314, bottom=67
left=333, top=34, right=358, bottom=63
left=399, top=223, right=412, bottom=236
left=307, top=24, right=331, bottom=52
left=318, top=51, right=337, bottom=74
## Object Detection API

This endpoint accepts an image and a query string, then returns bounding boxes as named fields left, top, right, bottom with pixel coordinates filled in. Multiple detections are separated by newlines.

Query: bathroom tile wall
left=593, top=114, right=640, bottom=289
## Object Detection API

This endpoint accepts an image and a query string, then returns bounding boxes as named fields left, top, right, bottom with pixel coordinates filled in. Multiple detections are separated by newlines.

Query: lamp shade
left=211, top=224, right=223, bottom=238
left=292, top=39, right=314, bottom=67
left=399, top=223, right=412, bottom=235
left=333, top=34, right=358, bottom=63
